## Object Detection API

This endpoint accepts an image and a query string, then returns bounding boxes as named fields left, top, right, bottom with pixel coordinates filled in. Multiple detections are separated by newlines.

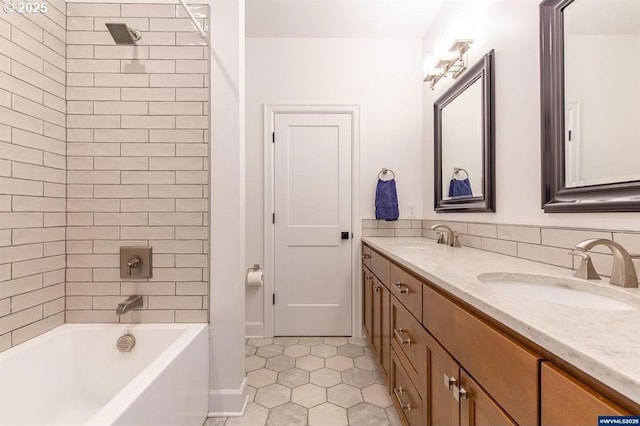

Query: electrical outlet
left=407, top=203, right=416, bottom=218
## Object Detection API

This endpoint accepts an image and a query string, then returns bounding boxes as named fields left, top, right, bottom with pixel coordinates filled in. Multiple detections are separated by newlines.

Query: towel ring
left=452, top=167, right=468, bottom=179
left=378, top=168, right=396, bottom=180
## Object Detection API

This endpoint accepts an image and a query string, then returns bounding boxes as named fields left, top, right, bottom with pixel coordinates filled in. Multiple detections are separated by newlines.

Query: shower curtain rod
left=178, top=0, right=208, bottom=38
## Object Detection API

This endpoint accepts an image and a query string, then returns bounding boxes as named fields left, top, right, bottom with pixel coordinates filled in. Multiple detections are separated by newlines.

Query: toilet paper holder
left=246, top=264, right=263, bottom=287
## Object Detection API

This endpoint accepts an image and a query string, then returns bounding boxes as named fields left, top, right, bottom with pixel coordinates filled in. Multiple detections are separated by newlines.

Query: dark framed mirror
left=434, top=50, right=495, bottom=212
left=540, top=0, right=640, bottom=212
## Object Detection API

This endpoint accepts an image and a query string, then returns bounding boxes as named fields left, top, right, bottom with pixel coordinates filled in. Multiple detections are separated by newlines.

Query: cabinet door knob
left=362, top=254, right=371, bottom=259
left=375, top=286, right=381, bottom=293
left=393, top=387, right=412, bottom=412
left=453, top=384, right=468, bottom=402
left=443, top=374, right=457, bottom=389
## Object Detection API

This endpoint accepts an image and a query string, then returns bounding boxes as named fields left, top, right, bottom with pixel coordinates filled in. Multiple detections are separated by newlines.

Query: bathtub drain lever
left=116, top=333, right=136, bottom=352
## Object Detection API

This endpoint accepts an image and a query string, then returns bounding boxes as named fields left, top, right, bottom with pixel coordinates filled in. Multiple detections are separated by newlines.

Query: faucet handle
left=451, top=233, right=462, bottom=248
left=435, top=232, right=446, bottom=245
left=568, top=251, right=601, bottom=280
left=127, top=256, right=141, bottom=276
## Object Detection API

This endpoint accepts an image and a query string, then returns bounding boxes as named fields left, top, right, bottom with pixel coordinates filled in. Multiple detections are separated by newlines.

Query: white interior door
left=274, top=113, right=352, bottom=336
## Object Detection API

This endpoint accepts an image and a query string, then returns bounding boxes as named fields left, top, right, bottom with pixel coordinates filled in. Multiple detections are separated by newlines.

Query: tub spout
left=116, top=295, right=143, bottom=315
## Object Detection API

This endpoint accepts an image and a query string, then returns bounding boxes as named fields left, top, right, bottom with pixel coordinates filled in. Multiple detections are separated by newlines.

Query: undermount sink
left=477, top=273, right=639, bottom=311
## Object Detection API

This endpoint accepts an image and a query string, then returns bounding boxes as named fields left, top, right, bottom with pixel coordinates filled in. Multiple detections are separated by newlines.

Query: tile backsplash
left=65, top=3, right=210, bottom=324
left=363, top=219, right=640, bottom=278
left=0, top=0, right=67, bottom=351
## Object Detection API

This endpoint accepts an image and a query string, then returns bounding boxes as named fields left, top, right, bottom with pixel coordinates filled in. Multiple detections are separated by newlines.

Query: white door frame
left=263, top=104, right=361, bottom=338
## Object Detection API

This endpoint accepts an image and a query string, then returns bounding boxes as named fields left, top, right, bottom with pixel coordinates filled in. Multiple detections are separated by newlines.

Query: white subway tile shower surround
left=362, top=220, right=640, bottom=277
left=0, top=0, right=67, bottom=351
left=65, top=3, right=210, bottom=325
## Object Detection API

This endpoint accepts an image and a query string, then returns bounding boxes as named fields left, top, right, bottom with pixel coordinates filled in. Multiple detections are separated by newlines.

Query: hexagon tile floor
left=204, top=337, right=402, bottom=426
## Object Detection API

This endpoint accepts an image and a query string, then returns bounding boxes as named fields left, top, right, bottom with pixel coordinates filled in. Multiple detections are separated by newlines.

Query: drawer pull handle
left=362, top=254, right=371, bottom=259
left=375, top=286, right=381, bottom=293
left=393, top=387, right=412, bottom=412
left=443, top=374, right=456, bottom=390
left=452, top=385, right=468, bottom=402
left=393, top=328, right=412, bottom=346
left=365, top=276, right=373, bottom=281
left=395, top=282, right=410, bottom=294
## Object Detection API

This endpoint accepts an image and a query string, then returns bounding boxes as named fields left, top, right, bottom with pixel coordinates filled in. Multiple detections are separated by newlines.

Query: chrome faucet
left=573, top=239, right=638, bottom=287
left=116, top=295, right=143, bottom=315
left=430, top=224, right=461, bottom=247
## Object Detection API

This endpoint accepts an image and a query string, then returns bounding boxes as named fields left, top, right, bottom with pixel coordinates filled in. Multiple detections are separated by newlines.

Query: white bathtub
left=0, top=323, right=208, bottom=426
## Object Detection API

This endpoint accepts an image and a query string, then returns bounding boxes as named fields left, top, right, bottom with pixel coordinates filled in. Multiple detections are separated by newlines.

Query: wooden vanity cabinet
left=541, top=362, right=630, bottom=426
left=362, top=242, right=639, bottom=426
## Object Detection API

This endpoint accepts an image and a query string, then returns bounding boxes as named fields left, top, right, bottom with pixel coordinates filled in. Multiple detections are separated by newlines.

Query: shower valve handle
left=127, top=257, right=141, bottom=276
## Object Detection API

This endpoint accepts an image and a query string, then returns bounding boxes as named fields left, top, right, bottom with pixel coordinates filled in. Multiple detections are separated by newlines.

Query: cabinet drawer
left=390, top=296, right=427, bottom=399
left=362, top=244, right=372, bottom=269
left=423, top=284, right=540, bottom=426
left=390, top=263, right=422, bottom=319
left=541, top=362, right=630, bottom=426
left=370, top=248, right=390, bottom=286
left=391, top=348, right=424, bottom=426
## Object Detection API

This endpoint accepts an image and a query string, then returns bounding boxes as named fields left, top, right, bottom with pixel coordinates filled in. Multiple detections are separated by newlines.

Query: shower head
left=105, top=23, right=142, bottom=45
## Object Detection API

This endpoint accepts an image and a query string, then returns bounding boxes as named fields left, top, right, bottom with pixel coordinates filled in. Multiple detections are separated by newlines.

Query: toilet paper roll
left=246, top=269, right=263, bottom=287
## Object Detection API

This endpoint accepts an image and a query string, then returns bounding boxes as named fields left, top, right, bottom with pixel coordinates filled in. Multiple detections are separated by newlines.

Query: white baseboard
left=245, top=322, right=264, bottom=338
left=207, top=377, right=248, bottom=417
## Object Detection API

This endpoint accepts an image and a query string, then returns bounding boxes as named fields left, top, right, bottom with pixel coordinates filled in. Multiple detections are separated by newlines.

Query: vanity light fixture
left=424, top=39, right=474, bottom=90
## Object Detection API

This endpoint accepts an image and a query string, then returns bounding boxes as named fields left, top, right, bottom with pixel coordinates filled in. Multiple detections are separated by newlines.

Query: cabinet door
left=459, top=369, right=517, bottom=426
left=541, top=362, right=630, bottom=426
left=381, top=284, right=390, bottom=377
left=426, top=332, right=460, bottom=426
left=363, top=267, right=373, bottom=342
left=373, top=277, right=382, bottom=357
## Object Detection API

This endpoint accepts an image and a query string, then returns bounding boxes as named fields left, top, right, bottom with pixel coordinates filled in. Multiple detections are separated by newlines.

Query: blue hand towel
left=448, top=178, right=473, bottom=198
left=375, top=178, right=399, bottom=221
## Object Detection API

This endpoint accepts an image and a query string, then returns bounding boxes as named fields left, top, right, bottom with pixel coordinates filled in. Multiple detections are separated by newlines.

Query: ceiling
left=245, top=0, right=444, bottom=38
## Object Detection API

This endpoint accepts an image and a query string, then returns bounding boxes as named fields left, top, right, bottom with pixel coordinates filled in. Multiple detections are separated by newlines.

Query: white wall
left=422, top=0, right=640, bottom=231
left=246, top=37, right=424, bottom=335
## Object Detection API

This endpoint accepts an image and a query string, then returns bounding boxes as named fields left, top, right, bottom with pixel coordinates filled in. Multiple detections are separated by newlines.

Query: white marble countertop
left=362, top=236, right=640, bottom=405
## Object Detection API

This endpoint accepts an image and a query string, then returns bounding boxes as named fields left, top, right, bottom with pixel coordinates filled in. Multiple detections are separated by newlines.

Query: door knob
left=341, top=231, right=350, bottom=240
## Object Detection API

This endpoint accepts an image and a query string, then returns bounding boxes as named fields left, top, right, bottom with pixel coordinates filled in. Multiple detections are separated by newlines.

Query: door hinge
left=272, top=132, right=275, bottom=143
left=272, top=293, right=275, bottom=305
left=272, top=213, right=275, bottom=224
